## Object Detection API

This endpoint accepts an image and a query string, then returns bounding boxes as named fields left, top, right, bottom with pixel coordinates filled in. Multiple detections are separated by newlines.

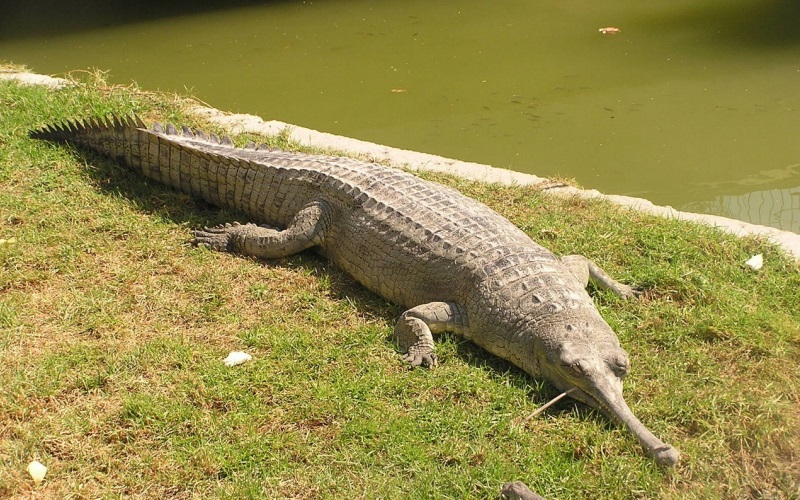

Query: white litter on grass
left=223, top=351, right=252, bottom=367
left=745, top=254, right=764, bottom=270
left=27, top=460, right=47, bottom=484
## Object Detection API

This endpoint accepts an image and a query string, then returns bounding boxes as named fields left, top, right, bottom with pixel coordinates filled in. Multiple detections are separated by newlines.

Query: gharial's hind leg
left=192, top=198, right=332, bottom=259
left=561, top=254, right=640, bottom=299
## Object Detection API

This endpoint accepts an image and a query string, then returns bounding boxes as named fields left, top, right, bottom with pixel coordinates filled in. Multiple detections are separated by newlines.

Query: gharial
left=30, top=115, right=680, bottom=466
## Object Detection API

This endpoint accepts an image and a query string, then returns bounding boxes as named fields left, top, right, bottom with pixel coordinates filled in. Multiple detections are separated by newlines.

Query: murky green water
left=3, top=0, right=800, bottom=231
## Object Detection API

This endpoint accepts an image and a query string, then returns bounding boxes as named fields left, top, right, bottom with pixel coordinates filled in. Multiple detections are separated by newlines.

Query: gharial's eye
left=563, top=361, right=584, bottom=375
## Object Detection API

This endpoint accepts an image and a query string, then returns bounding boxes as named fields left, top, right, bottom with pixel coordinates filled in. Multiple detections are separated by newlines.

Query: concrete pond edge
left=5, top=69, right=799, bottom=262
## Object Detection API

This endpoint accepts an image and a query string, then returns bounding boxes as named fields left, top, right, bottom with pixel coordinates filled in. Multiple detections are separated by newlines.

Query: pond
left=3, top=0, right=799, bottom=232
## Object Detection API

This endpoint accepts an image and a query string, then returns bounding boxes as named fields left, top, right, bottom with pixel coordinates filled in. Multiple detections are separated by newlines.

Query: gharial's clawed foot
left=192, top=222, right=254, bottom=252
left=615, top=284, right=643, bottom=300
left=393, top=304, right=457, bottom=370
left=403, top=350, right=438, bottom=368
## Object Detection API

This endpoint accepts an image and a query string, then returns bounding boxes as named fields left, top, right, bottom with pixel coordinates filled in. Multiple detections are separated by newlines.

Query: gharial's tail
left=30, top=115, right=194, bottom=189
left=30, top=114, right=147, bottom=165
left=29, top=115, right=274, bottom=214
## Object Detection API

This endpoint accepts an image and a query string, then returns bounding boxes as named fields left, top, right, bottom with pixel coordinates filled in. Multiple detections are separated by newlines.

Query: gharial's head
left=535, top=326, right=680, bottom=467
left=541, top=339, right=630, bottom=411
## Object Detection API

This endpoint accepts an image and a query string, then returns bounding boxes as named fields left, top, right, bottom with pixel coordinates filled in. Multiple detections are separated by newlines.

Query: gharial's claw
left=403, top=352, right=438, bottom=368
left=201, top=222, right=249, bottom=233
left=617, top=285, right=643, bottom=300
left=191, top=230, right=233, bottom=252
left=191, top=223, right=250, bottom=252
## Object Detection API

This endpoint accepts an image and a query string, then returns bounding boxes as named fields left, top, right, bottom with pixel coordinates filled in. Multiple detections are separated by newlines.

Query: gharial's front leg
left=192, top=198, right=333, bottom=259
left=561, top=254, right=640, bottom=299
left=394, top=302, right=469, bottom=368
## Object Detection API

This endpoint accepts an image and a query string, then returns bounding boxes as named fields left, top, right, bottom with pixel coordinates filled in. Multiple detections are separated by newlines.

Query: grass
left=1, top=65, right=799, bottom=498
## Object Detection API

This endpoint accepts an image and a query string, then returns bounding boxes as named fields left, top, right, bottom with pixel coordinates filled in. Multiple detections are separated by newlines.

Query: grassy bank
left=1, top=67, right=799, bottom=498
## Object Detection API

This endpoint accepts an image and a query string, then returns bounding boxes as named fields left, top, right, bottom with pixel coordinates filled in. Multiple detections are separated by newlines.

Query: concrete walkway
left=5, top=69, right=799, bottom=262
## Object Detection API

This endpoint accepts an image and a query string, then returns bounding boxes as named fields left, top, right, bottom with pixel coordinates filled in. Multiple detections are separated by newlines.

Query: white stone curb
left=1, top=70, right=70, bottom=88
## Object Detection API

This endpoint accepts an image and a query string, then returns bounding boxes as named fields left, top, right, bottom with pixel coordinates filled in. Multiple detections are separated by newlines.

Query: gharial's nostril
left=608, top=354, right=630, bottom=377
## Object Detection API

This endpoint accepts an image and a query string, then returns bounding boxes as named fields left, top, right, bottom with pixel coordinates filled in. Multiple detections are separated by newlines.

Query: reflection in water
left=683, top=163, right=800, bottom=233
left=685, top=186, right=800, bottom=233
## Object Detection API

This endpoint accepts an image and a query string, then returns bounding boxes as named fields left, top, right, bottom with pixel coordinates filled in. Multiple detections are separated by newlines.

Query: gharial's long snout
left=545, top=342, right=680, bottom=467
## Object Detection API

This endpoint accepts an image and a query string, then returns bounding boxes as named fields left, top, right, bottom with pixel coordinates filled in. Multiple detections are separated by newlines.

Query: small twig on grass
left=520, top=388, right=577, bottom=424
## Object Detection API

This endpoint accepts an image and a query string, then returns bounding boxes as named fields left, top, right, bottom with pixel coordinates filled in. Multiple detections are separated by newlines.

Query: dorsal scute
left=131, top=114, right=147, bottom=129
left=112, top=115, right=125, bottom=130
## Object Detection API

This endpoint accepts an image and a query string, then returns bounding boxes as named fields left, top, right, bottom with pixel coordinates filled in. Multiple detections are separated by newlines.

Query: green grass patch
left=1, top=65, right=799, bottom=498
